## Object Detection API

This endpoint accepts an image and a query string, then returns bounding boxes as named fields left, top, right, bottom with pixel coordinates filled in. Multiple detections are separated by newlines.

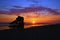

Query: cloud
left=0, top=11, right=9, bottom=14
left=13, top=6, right=24, bottom=8
left=0, top=6, right=60, bottom=15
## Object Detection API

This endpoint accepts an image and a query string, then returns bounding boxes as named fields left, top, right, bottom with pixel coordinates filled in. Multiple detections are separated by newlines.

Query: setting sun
left=30, top=18, right=37, bottom=24
left=32, top=21, right=36, bottom=24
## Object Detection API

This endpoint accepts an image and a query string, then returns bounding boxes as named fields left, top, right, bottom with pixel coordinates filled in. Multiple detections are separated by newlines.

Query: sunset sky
left=0, top=0, right=60, bottom=24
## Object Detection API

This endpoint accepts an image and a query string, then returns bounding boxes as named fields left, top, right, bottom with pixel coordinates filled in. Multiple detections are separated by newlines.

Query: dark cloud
left=0, top=11, right=9, bottom=14
left=0, top=6, right=60, bottom=15
left=13, top=6, right=23, bottom=8
left=8, top=6, right=60, bottom=15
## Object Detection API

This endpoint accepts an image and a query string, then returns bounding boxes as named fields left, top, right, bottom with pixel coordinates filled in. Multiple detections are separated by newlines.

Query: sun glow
left=31, top=18, right=37, bottom=24
left=32, top=21, right=36, bottom=24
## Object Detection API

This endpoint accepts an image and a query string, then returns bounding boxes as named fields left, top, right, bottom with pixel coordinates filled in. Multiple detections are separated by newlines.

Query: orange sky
left=0, top=13, right=60, bottom=24
left=0, top=13, right=60, bottom=29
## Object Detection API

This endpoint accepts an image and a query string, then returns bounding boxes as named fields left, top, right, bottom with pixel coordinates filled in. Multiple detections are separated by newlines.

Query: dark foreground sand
left=0, top=23, right=60, bottom=40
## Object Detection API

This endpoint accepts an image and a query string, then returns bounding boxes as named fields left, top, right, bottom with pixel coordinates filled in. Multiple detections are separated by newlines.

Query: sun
left=31, top=18, right=37, bottom=24
left=32, top=21, right=36, bottom=24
